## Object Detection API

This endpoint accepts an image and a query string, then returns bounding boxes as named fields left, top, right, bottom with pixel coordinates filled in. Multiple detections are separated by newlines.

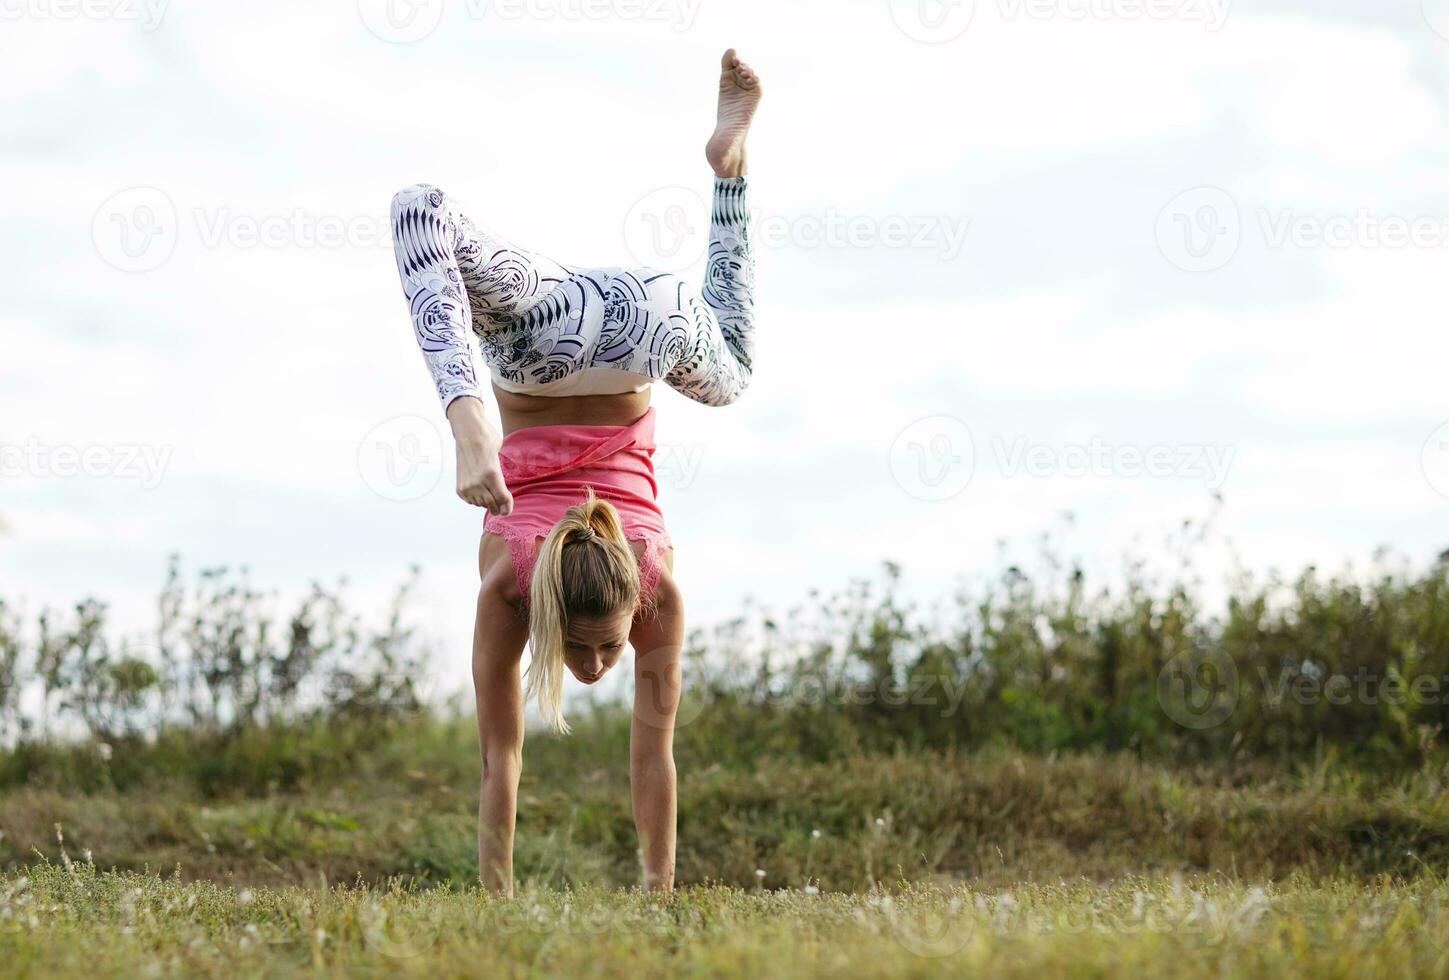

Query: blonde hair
left=525, top=490, right=640, bottom=733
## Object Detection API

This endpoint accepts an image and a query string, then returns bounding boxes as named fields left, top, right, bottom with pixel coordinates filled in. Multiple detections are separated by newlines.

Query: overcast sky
left=3, top=0, right=1448, bottom=694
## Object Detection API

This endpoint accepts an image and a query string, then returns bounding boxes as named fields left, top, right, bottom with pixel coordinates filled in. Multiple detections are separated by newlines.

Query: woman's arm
left=473, top=534, right=529, bottom=894
left=628, top=562, right=684, bottom=891
left=389, top=184, right=513, bottom=517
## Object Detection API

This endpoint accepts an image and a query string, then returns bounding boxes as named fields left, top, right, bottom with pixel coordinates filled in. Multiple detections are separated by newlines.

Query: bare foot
left=706, top=48, right=762, bottom=179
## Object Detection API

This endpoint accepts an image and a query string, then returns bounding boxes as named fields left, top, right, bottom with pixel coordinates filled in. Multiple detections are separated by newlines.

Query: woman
left=389, top=49, right=761, bottom=894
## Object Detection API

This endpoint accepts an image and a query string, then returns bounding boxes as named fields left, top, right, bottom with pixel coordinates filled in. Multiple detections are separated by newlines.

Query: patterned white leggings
left=389, top=177, right=756, bottom=409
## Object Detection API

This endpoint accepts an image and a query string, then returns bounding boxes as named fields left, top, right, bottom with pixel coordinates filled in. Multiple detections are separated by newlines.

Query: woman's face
left=563, top=608, right=633, bottom=685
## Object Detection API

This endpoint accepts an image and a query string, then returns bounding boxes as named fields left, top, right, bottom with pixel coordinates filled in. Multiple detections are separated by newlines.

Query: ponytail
left=525, top=490, right=640, bottom=733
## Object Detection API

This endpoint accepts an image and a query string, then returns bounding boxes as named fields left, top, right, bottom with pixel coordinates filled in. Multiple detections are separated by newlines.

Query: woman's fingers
left=484, top=472, right=514, bottom=517
left=458, top=476, right=512, bottom=516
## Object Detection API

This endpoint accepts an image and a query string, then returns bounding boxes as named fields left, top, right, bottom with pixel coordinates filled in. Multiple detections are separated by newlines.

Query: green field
left=4, top=554, right=1449, bottom=975
left=5, top=723, right=1449, bottom=976
left=5, top=865, right=1449, bottom=978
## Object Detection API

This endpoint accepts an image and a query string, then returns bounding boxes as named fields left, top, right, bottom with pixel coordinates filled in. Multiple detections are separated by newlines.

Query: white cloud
left=2, top=0, right=1447, bottom=644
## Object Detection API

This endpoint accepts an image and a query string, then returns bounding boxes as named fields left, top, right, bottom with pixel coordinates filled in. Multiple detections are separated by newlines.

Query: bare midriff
left=493, top=384, right=652, bottom=436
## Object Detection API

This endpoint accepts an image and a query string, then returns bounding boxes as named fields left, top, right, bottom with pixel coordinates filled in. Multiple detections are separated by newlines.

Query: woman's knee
left=390, top=182, right=447, bottom=219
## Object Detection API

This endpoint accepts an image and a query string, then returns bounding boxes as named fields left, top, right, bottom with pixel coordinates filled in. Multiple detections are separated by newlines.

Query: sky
left=2, top=0, right=1448, bottom=702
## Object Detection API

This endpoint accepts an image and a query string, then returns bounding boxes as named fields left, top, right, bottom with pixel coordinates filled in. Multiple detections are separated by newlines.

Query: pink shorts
left=483, top=407, right=672, bottom=606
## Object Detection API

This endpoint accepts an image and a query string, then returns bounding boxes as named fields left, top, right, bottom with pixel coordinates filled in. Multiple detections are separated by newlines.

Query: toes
left=721, top=48, right=760, bottom=91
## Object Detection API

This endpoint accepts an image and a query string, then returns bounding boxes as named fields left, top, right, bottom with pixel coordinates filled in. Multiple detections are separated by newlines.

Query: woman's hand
left=446, top=397, right=514, bottom=516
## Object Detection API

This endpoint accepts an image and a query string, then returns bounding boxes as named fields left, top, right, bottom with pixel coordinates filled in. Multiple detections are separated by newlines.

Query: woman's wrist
left=445, top=395, right=498, bottom=443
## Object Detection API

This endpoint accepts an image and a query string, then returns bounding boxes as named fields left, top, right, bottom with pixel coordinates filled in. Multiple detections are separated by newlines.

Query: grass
left=5, top=722, right=1449, bottom=976
left=6, top=548, right=1449, bottom=975
left=4, top=718, right=1449, bottom=892
left=4, top=863, right=1449, bottom=978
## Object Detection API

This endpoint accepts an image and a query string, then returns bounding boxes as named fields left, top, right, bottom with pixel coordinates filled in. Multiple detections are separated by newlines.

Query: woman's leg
left=648, top=175, right=756, bottom=407
left=390, top=183, right=574, bottom=410
left=390, top=49, right=762, bottom=407
left=653, top=48, right=762, bottom=407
